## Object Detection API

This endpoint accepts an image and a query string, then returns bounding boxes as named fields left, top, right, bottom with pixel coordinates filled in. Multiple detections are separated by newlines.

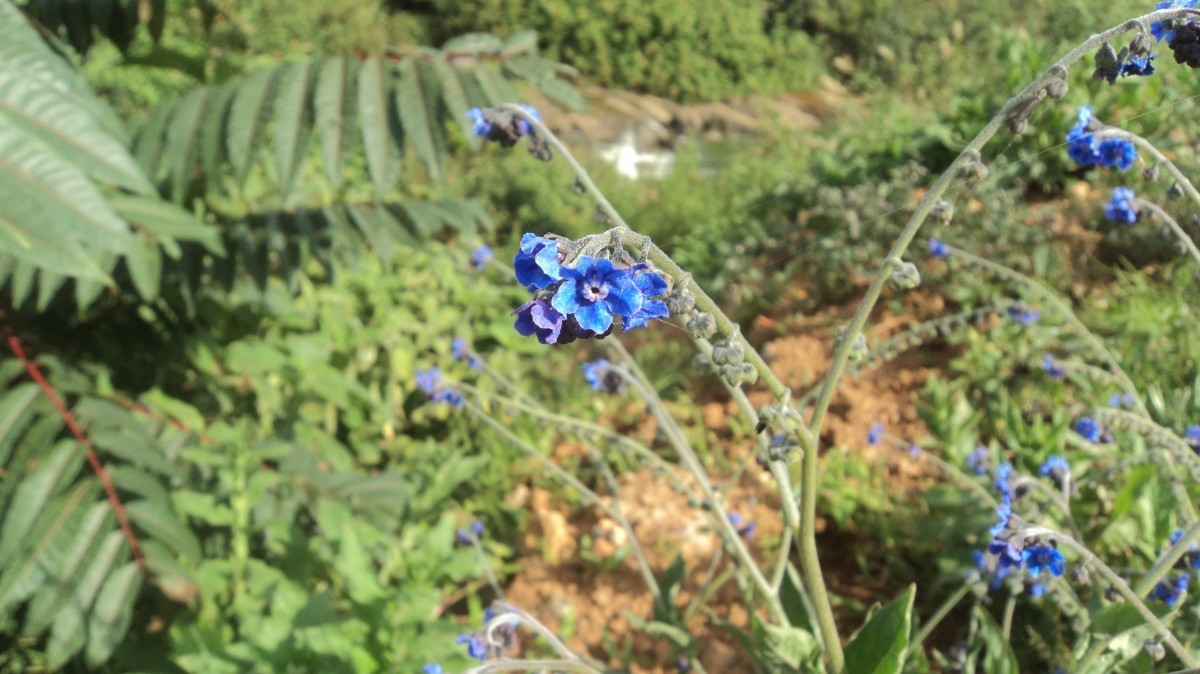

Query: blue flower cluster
left=974, top=461, right=1067, bottom=588
left=1151, top=572, right=1190, bottom=606
left=416, top=368, right=463, bottom=407
left=452, top=337, right=484, bottom=370
left=1074, top=417, right=1101, bottom=442
left=1169, top=529, right=1200, bottom=569
left=1153, top=0, right=1199, bottom=42
left=967, top=446, right=990, bottom=475
left=1067, top=107, right=1139, bottom=169
left=1187, top=425, right=1200, bottom=453
left=1104, top=186, right=1141, bottom=224
left=466, top=104, right=542, bottom=147
left=928, top=238, right=950, bottom=259
left=1006, top=304, right=1040, bottom=325
left=728, top=512, right=757, bottom=540
left=456, top=520, right=484, bottom=544
left=511, top=234, right=670, bottom=344
left=1039, top=455, right=1070, bottom=480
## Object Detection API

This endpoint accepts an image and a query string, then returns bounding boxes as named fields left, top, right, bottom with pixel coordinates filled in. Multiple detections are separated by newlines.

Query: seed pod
left=1045, top=78, right=1068, bottom=100
left=962, top=160, right=989, bottom=184
left=687, top=312, right=717, bottom=339
left=890, top=261, right=921, bottom=290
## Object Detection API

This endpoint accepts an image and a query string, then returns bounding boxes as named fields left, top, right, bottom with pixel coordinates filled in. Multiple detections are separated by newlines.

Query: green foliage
left=418, top=0, right=823, bottom=103
left=842, top=584, right=914, bottom=674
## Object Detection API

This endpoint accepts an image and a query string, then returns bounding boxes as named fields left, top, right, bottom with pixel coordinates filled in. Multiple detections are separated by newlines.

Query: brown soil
left=498, top=288, right=961, bottom=673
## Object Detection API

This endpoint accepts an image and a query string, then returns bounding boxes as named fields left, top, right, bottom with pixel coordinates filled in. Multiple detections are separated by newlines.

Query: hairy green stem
left=1136, top=200, right=1200, bottom=270
left=1094, top=128, right=1200, bottom=212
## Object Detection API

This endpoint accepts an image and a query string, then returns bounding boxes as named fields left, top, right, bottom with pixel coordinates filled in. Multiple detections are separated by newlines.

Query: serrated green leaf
left=85, top=561, right=142, bottom=666
left=315, top=57, right=358, bottom=188
left=429, top=58, right=478, bottom=150
left=0, top=480, right=96, bottom=618
left=24, top=501, right=113, bottom=637
left=124, top=499, right=202, bottom=562
left=134, top=97, right=176, bottom=180
left=91, top=426, right=173, bottom=476
left=441, top=33, right=502, bottom=55
left=396, top=59, right=443, bottom=181
left=164, top=85, right=210, bottom=201
left=124, top=235, right=162, bottom=301
left=358, top=56, right=401, bottom=200
left=273, top=61, right=316, bottom=200
left=0, top=383, right=41, bottom=467
left=471, top=66, right=519, bottom=106
left=199, top=80, right=236, bottom=194
left=500, top=29, right=538, bottom=55
left=226, top=66, right=279, bottom=185
left=0, top=441, right=81, bottom=568
left=843, top=584, right=915, bottom=674
left=46, top=530, right=126, bottom=670
left=109, top=195, right=224, bottom=255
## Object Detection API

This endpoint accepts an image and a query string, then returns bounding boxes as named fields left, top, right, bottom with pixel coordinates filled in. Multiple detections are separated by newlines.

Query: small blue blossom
left=1040, top=455, right=1070, bottom=479
left=967, top=446, right=990, bottom=475
left=867, top=421, right=883, bottom=446
left=472, top=243, right=493, bottom=270
left=456, top=520, right=485, bottom=542
left=622, top=265, right=670, bottom=330
left=1023, top=545, right=1066, bottom=577
left=990, top=500, right=1013, bottom=537
left=456, top=634, right=487, bottom=662
left=1075, top=417, right=1101, bottom=443
left=466, top=108, right=491, bottom=137
left=728, top=512, right=757, bottom=540
left=1168, top=529, right=1200, bottom=569
left=512, top=299, right=565, bottom=345
left=423, top=664, right=443, bottom=674
left=1152, top=1, right=1199, bottom=42
left=928, top=238, right=949, bottom=259
left=416, top=368, right=442, bottom=396
left=452, top=337, right=467, bottom=361
left=1028, top=582, right=1050, bottom=597
left=1110, top=392, right=1135, bottom=408
left=1043, top=353, right=1065, bottom=379
left=582, top=359, right=611, bottom=392
left=995, top=462, right=1013, bottom=498
left=1067, top=106, right=1100, bottom=165
left=551, top=256, right=643, bottom=334
left=1097, top=137, right=1139, bottom=170
left=1104, top=187, right=1140, bottom=224
left=907, top=443, right=921, bottom=458
left=1150, top=572, right=1190, bottom=606
left=1186, top=425, right=1200, bottom=447
left=513, top=233, right=561, bottom=290
left=1007, top=305, right=1040, bottom=325
left=990, top=539, right=1023, bottom=569
left=516, top=104, right=542, bottom=135
left=1119, top=52, right=1157, bottom=77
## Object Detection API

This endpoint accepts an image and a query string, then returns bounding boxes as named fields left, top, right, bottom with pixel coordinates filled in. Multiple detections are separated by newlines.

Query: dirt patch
left=500, top=290, right=959, bottom=673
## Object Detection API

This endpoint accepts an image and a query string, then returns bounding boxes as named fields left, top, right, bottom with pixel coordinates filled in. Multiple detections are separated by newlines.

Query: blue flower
left=551, top=256, right=643, bottom=334
left=1040, top=455, right=1070, bottom=479
left=582, top=359, right=611, bottom=391
left=1028, top=582, right=1049, bottom=597
left=907, top=443, right=921, bottom=458
left=622, top=266, right=670, bottom=331
left=928, top=238, right=949, bottom=259
left=1067, top=106, right=1101, bottom=166
left=456, top=634, right=487, bottom=661
left=423, top=664, right=443, bottom=674
left=466, top=108, right=491, bottom=137
left=416, top=368, right=442, bottom=396
left=1150, top=572, right=1190, bottom=606
left=1097, top=138, right=1139, bottom=170
left=472, top=243, right=493, bottom=270
left=995, top=462, right=1013, bottom=498
left=513, top=233, right=561, bottom=290
left=1186, top=425, right=1200, bottom=446
left=1007, top=305, right=1040, bottom=325
left=1023, top=545, right=1066, bottom=577
left=990, top=540, right=1023, bottom=569
left=728, top=512, right=756, bottom=540
left=512, top=299, right=565, bottom=345
left=1152, top=1, right=1199, bottom=42
left=452, top=338, right=467, bottom=361
left=1119, top=52, right=1157, bottom=77
left=867, top=421, right=883, bottom=446
left=1043, top=353, right=1065, bottom=379
left=1110, top=392, right=1134, bottom=408
left=967, top=446, right=990, bottom=475
left=1075, top=417, right=1101, bottom=443
left=1104, top=187, right=1140, bottom=224
left=990, top=499, right=1013, bottom=537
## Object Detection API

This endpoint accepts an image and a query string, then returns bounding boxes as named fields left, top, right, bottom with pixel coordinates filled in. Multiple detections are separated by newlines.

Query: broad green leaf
left=24, top=501, right=113, bottom=636
left=46, top=531, right=126, bottom=669
left=500, top=29, right=538, bottom=55
left=843, top=584, right=915, bottom=674
left=226, top=67, right=279, bottom=185
left=761, top=623, right=821, bottom=671
left=0, top=383, right=41, bottom=467
left=781, top=564, right=818, bottom=635
left=471, top=66, right=519, bottom=106
left=396, top=59, right=443, bottom=181
left=85, top=561, right=142, bottom=666
left=347, top=205, right=398, bottom=262
left=315, top=57, right=358, bottom=188
left=273, top=61, right=316, bottom=200
left=0, top=441, right=81, bottom=567
left=124, top=499, right=202, bottom=562
left=0, top=118, right=128, bottom=280
left=91, top=427, right=173, bottom=476
left=358, top=56, right=401, bottom=200
left=123, top=236, right=162, bottom=302
left=429, top=58, right=478, bottom=149
left=652, top=555, right=686, bottom=623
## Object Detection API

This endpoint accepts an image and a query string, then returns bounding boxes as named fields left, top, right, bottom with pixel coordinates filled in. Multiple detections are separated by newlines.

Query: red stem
left=6, top=336, right=153, bottom=583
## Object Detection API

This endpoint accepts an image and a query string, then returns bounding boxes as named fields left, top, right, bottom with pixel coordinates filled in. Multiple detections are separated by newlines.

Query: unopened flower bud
left=711, top=338, right=745, bottom=366
left=836, top=328, right=869, bottom=362
left=1070, top=565, right=1090, bottom=586
left=932, top=200, right=955, bottom=225
left=667, top=287, right=696, bottom=314
left=890, top=261, right=921, bottom=290
left=1143, top=164, right=1160, bottom=181
left=1168, top=182, right=1184, bottom=200
left=1045, top=78, right=1068, bottom=100
left=687, top=312, right=716, bottom=339
left=962, top=160, right=989, bottom=184
left=1144, top=639, right=1166, bottom=662
left=1093, top=42, right=1120, bottom=82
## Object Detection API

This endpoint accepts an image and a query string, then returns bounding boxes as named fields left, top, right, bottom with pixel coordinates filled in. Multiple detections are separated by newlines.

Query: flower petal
left=603, top=271, right=643, bottom=317
left=574, top=300, right=613, bottom=333
left=551, top=279, right=581, bottom=315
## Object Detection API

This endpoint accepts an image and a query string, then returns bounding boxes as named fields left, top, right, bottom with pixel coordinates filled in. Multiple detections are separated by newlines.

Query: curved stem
left=1094, top=128, right=1200, bottom=212
left=1136, top=199, right=1200, bottom=270
left=1020, top=525, right=1195, bottom=667
left=1010, top=475, right=1082, bottom=541
left=464, top=659, right=600, bottom=674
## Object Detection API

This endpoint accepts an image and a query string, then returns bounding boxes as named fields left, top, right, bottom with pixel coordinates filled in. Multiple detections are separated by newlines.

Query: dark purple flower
left=551, top=256, right=643, bottom=334
left=513, top=233, right=561, bottom=290
left=1119, top=52, right=1157, bottom=77
left=513, top=299, right=565, bottom=344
